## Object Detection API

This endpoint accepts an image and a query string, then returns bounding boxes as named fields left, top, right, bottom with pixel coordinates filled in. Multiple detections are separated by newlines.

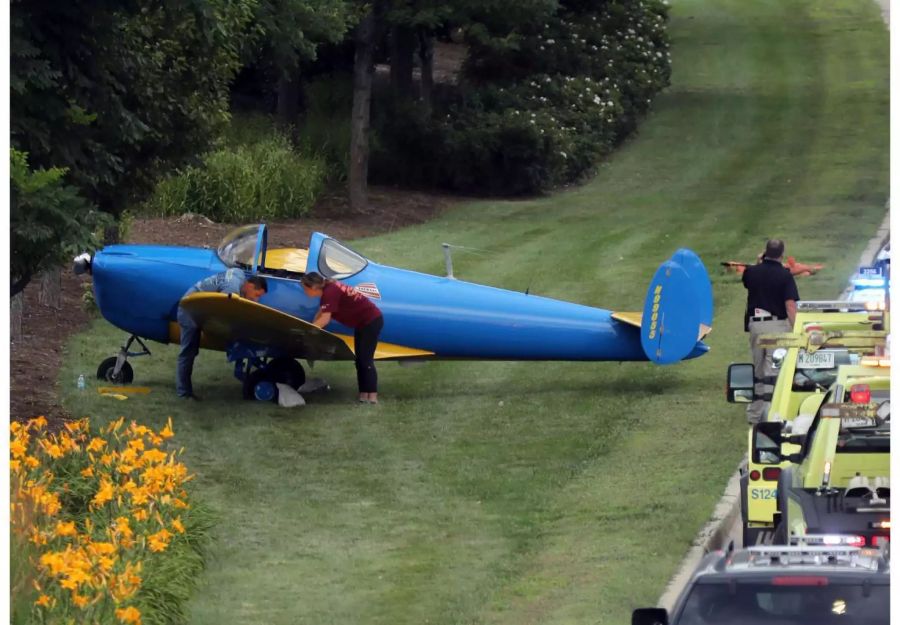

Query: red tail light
left=749, top=470, right=761, bottom=481
left=772, top=576, right=829, bottom=586
left=850, top=384, right=871, bottom=404
left=762, top=467, right=781, bottom=481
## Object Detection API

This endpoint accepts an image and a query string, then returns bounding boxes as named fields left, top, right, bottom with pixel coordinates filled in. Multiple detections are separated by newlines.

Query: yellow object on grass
left=97, top=386, right=151, bottom=395
left=99, top=393, right=129, bottom=401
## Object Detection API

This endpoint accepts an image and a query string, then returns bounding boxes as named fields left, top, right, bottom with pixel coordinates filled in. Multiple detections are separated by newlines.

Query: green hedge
left=145, top=124, right=325, bottom=222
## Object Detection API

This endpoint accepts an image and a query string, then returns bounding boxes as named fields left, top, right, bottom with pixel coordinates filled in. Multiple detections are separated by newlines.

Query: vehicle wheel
left=266, top=357, right=305, bottom=389
left=241, top=359, right=305, bottom=401
left=96, top=357, right=134, bottom=384
left=772, top=470, right=792, bottom=545
left=739, top=473, right=750, bottom=548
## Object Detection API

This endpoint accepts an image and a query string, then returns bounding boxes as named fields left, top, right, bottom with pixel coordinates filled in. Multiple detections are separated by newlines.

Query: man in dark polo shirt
left=742, top=239, right=800, bottom=422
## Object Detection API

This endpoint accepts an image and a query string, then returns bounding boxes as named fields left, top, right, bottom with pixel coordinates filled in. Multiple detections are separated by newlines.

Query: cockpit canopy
left=216, top=224, right=368, bottom=279
left=217, top=225, right=264, bottom=269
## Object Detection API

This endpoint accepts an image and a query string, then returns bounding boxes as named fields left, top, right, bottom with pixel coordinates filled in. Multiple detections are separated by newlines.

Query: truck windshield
left=676, top=580, right=888, bottom=624
left=791, top=350, right=858, bottom=391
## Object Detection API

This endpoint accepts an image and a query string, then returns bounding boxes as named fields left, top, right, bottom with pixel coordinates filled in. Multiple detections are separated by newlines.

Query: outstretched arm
left=312, top=310, right=332, bottom=329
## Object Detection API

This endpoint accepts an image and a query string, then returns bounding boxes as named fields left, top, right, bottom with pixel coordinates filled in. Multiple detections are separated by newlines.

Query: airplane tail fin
left=638, top=248, right=713, bottom=364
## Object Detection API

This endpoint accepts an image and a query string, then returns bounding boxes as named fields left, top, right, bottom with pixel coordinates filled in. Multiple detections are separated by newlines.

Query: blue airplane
left=75, top=224, right=713, bottom=400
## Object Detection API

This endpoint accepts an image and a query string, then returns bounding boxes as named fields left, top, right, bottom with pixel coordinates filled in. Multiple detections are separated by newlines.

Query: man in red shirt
left=301, top=272, right=384, bottom=404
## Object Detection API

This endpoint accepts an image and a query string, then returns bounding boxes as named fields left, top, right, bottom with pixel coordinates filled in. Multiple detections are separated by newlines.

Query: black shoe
left=180, top=393, right=201, bottom=401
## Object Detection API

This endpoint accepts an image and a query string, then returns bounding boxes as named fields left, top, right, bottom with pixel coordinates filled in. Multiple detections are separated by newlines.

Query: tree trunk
left=390, top=24, right=416, bottom=99
left=103, top=223, right=120, bottom=245
left=276, top=71, right=301, bottom=134
left=11, top=291, right=23, bottom=343
left=38, top=266, right=62, bottom=309
left=349, top=4, right=382, bottom=212
left=418, top=31, right=435, bottom=114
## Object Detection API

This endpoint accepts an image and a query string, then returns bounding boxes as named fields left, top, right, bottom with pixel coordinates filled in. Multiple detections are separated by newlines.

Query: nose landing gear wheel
left=96, top=357, right=135, bottom=384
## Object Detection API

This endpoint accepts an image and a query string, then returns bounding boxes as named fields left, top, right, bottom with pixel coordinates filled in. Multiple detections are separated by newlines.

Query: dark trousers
left=355, top=316, right=383, bottom=393
left=176, top=306, right=201, bottom=397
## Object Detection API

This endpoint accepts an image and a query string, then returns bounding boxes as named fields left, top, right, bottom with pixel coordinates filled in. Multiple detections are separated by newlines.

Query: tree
left=349, top=0, right=388, bottom=211
left=11, top=0, right=256, bottom=235
left=10, top=149, right=111, bottom=298
left=247, top=0, right=351, bottom=129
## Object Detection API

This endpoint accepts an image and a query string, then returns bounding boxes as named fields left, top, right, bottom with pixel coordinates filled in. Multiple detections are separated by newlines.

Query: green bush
left=10, top=417, right=215, bottom=625
left=373, top=0, right=671, bottom=195
left=145, top=126, right=326, bottom=222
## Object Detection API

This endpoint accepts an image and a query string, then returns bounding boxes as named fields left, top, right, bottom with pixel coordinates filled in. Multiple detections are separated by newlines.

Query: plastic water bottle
left=77, top=374, right=86, bottom=391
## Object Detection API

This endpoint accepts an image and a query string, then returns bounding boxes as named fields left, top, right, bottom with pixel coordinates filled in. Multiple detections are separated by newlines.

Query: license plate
left=841, top=416, right=877, bottom=428
left=858, top=266, right=883, bottom=277
left=797, top=350, right=835, bottom=369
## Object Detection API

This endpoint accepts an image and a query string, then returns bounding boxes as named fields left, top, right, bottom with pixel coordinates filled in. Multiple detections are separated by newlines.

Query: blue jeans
left=176, top=306, right=200, bottom=397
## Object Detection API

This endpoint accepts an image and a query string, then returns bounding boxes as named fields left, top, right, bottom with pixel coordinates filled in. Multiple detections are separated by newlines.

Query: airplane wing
left=179, top=292, right=434, bottom=361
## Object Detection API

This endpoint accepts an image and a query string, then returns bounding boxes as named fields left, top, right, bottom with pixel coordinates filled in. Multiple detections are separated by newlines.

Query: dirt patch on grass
left=10, top=187, right=456, bottom=422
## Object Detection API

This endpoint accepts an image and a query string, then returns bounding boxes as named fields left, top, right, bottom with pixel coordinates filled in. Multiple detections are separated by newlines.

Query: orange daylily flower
left=55, top=520, right=78, bottom=537
left=92, top=478, right=115, bottom=507
left=116, top=605, right=142, bottom=624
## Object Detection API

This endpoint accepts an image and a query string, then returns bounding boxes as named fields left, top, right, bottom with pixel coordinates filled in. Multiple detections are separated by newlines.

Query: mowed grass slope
left=59, top=1, right=887, bottom=623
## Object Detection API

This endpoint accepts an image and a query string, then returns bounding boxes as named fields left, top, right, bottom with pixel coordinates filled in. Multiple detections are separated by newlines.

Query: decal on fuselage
left=355, top=282, right=382, bottom=299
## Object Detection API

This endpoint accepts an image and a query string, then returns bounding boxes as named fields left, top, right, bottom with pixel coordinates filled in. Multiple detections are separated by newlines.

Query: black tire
left=739, top=473, right=753, bottom=548
left=96, top=357, right=134, bottom=384
left=267, top=357, right=306, bottom=389
left=772, top=469, right=792, bottom=545
left=242, top=358, right=305, bottom=401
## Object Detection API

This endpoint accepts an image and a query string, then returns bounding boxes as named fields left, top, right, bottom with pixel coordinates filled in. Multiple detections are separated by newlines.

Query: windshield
left=791, top=351, right=859, bottom=391
left=217, top=225, right=262, bottom=268
left=677, top=581, right=888, bottom=625
left=317, top=238, right=367, bottom=279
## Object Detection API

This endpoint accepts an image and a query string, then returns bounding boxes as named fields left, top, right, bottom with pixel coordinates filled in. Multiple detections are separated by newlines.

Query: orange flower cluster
left=10, top=416, right=191, bottom=625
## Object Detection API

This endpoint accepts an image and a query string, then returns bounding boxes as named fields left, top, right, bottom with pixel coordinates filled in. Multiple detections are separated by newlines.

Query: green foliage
left=145, top=129, right=326, bottom=222
left=10, top=149, right=111, bottom=296
left=133, top=504, right=217, bottom=625
left=374, top=0, right=671, bottom=194
left=246, top=0, right=352, bottom=73
left=11, top=0, right=256, bottom=215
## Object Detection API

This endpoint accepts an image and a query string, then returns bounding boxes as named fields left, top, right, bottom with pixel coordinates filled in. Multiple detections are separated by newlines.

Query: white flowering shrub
left=373, top=0, right=671, bottom=194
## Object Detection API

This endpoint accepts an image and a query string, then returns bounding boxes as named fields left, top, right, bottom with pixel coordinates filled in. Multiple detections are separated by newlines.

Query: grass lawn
left=59, top=0, right=888, bottom=623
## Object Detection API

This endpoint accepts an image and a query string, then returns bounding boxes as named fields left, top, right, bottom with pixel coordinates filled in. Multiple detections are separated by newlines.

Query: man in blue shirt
left=177, top=269, right=268, bottom=399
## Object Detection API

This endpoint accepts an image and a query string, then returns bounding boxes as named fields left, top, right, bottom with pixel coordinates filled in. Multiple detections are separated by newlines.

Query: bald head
left=765, top=239, right=785, bottom=261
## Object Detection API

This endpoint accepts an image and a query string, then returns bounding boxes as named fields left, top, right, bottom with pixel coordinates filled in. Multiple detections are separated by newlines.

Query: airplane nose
left=73, top=252, right=92, bottom=275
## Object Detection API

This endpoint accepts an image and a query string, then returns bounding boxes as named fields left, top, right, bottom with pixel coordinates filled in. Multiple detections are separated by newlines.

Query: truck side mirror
left=632, top=608, right=669, bottom=625
left=751, top=421, right=784, bottom=464
left=726, top=363, right=755, bottom=403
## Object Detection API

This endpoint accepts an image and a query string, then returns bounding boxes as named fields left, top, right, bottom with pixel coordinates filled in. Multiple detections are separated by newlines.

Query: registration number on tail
left=751, top=488, right=778, bottom=500
left=797, top=350, right=835, bottom=369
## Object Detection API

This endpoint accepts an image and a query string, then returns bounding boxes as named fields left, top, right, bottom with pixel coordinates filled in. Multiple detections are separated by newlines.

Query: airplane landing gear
left=96, top=335, right=151, bottom=384
left=236, top=354, right=306, bottom=401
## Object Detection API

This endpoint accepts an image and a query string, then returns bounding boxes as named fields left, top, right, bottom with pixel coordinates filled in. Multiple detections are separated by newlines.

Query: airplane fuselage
left=91, top=244, right=670, bottom=362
